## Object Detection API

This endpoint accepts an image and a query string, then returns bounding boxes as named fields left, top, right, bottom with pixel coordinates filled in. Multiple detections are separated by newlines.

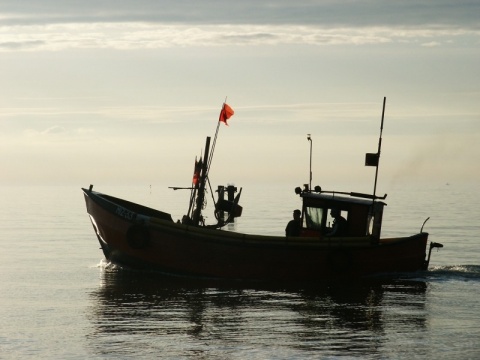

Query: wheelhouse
left=299, top=191, right=386, bottom=239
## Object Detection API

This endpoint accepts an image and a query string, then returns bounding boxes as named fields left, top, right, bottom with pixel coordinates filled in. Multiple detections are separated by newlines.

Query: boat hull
left=83, top=188, right=429, bottom=281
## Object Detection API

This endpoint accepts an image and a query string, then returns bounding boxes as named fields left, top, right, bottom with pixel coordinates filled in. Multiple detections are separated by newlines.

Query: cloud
left=0, top=1, right=479, bottom=28
left=0, top=40, right=45, bottom=50
left=23, top=125, right=67, bottom=138
left=20, top=125, right=98, bottom=141
left=0, top=23, right=478, bottom=52
left=1, top=1, right=478, bottom=52
left=421, top=41, right=441, bottom=47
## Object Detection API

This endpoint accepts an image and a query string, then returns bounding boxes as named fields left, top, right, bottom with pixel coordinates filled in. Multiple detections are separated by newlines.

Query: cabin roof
left=300, top=192, right=386, bottom=207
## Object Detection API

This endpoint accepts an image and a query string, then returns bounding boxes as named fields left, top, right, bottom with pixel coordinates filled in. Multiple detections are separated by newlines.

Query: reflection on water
left=87, top=264, right=432, bottom=358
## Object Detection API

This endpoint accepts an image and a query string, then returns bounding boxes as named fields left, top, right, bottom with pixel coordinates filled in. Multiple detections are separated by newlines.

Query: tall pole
left=208, top=97, right=227, bottom=172
left=192, top=137, right=211, bottom=226
left=372, top=97, right=386, bottom=200
left=307, top=134, right=312, bottom=190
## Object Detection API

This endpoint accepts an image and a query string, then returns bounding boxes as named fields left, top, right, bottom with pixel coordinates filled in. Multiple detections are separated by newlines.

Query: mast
left=182, top=101, right=235, bottom=226
left=192, top=136, right=211, bottom=226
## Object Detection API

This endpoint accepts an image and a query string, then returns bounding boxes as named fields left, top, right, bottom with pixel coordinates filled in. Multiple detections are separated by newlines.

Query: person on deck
left=285, top=209, right=302, bottom=237
left=326, top=208, right=348, bottom=237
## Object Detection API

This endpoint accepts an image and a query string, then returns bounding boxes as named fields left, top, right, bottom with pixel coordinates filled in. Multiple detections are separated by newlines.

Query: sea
left=0, top=182, right=479, bottom=359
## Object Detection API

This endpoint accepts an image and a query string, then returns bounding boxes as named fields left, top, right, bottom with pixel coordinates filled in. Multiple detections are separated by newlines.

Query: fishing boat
left=82, top=98, right=443, bottom=281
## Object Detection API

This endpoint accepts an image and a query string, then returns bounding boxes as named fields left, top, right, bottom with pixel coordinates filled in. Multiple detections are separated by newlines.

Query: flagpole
left=207, top=97, right=227, bottom=174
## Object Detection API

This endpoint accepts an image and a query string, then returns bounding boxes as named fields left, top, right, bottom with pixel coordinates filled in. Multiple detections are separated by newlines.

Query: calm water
left=0, top=183, right=479, bottom=359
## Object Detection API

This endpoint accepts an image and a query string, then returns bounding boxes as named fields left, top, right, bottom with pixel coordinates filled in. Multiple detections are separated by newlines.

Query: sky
left=0, top=1, right=479, bottom=193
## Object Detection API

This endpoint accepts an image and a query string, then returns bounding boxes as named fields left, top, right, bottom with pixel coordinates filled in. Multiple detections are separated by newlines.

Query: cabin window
left=324, top=208, right=350, bottom=236
left=305, top=207, right=323, bottom=230
left=326, top=209, right=348, bottom=228
left=367, top=214, right=373, bottom=235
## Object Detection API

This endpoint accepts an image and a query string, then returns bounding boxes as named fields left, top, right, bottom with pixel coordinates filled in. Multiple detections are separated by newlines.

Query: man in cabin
left=326, top=208, right=348, bottom=237
left=285, top=209, right=302, bottom=237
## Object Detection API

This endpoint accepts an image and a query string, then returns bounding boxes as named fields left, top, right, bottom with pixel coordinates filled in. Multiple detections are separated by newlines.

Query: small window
left=326, top=209, right=348, bottom=227
left=367, top=214, right=373, bottom=235
left=325, top=208, right=349, bottom=236
left=305, top=207, right=323, bottom=230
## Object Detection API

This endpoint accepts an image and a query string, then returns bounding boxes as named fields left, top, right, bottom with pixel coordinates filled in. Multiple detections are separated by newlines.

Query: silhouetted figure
left=285, top=209, right=302, bottom=236
left=326, top=208, right=347, bottom=237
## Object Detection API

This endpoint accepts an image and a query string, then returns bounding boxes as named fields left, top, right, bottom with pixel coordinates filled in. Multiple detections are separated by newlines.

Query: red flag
left=192, top=158, right=202, bottom=187
left=219, top=103, right=234, bottom=125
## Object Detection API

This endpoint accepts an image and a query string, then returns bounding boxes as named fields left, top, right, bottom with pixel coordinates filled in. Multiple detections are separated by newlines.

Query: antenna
left=307, top=134, right=312, bottom=190
left=372, top=97, right=386, bottom=200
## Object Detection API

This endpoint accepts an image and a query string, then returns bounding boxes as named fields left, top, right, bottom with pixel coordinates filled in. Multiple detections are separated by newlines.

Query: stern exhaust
left=423, top=242, right=444, bottom=270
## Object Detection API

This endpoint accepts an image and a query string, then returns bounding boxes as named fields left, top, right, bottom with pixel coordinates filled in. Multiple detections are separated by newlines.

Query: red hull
left=83, top=188, right=429, bottom=281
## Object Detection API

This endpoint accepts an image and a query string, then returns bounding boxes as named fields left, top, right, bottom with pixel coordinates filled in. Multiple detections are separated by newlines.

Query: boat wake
left=425, top=265, right=480, bottom=282
left=96, top=259, right=123, bottom=272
